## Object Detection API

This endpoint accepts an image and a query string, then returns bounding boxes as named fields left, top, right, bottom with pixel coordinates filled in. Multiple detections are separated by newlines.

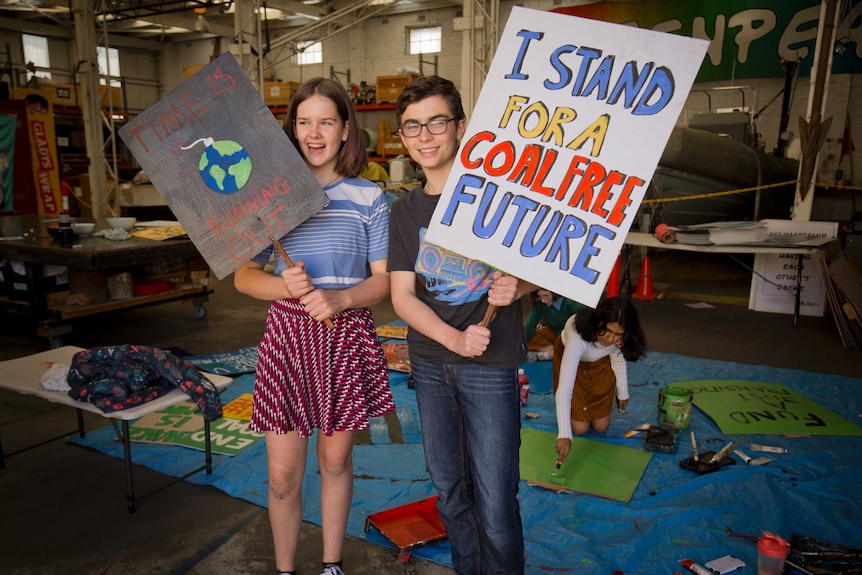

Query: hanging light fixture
left=194, top=7, right=210, bottom=33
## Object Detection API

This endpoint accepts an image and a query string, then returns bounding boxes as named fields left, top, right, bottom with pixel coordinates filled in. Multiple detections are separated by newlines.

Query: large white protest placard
left=425, top=7, right=709, bottom=307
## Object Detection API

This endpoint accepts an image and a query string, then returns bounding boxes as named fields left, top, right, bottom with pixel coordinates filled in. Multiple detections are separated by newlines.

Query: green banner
left=554, top=0, right=862, bottom=80
left=520, top=428, right=652, bottom=502
left=672, top=380, right=862, bottom=436
left=130, top=402, right=265, bottom=456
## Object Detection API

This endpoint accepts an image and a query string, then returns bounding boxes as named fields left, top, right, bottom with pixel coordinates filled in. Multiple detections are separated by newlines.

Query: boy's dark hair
left=575, top=297, right=646, bottom=361
left=395, top=76, right=466, bottom=124
left=285, top=78, right=368, bottom=178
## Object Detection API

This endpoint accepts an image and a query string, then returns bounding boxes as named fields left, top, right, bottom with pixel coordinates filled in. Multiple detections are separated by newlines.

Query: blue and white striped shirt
left=252, top=177, right=389, bottom=289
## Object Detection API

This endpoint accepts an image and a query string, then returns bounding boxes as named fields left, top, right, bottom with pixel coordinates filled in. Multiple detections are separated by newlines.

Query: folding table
left=0, top=346, right=233, bottom=512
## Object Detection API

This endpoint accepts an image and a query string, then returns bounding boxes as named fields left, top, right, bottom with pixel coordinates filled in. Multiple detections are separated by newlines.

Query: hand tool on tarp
left=708, top=436, right=746, bottom=465
left=624, top=423, right=651, bottom=438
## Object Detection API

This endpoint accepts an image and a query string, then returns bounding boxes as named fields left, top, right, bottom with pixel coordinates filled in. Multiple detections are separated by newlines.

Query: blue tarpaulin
left=71, top=350, right=862, bottom=574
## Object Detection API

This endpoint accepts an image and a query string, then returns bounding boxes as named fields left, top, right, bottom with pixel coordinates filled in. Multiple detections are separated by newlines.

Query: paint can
left=518, top=369, right=530, bottom=406
left=657, top=386, right=693, bottom=429
left=654, top=223, right=676, bottom=243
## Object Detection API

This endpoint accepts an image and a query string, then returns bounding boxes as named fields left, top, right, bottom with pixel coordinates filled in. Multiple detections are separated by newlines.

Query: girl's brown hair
left=285, top=78, right=368, bottom=177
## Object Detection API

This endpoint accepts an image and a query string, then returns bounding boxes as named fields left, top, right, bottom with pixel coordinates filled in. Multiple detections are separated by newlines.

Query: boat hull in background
left=642, top=126, right=798, bottom=228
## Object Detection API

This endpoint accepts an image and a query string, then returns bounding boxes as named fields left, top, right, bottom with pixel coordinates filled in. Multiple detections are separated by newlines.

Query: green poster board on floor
left=672, top=380, right=862, bottom=436
left=520, top=428, right=652, bottom=503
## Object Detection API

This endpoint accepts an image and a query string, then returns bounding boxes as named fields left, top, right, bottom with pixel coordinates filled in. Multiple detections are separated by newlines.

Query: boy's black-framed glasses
left=399, top=118, right=456, bottom=138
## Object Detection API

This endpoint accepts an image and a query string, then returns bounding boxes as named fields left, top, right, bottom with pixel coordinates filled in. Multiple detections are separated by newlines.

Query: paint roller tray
left=644, top=426, right=679, bottom=454
left=679, top=451, right=736, bottom=475
left=364, top=495, right=447, bottom=563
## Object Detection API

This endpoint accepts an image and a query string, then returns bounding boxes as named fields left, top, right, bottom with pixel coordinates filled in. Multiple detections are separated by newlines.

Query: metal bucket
left=657, top=386, right=693, bottom=429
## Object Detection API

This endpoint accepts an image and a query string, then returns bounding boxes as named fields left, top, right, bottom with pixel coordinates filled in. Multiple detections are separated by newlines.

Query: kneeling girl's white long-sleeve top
left=555, top=315, right=629, bottom=440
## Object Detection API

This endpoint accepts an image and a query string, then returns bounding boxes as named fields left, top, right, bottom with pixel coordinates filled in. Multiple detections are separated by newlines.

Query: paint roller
left=548, top=461, right=566, bottom=485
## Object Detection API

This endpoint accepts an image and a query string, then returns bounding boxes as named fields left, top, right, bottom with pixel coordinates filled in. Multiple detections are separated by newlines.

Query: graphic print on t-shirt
left=415, top=228, right=493, bottom=305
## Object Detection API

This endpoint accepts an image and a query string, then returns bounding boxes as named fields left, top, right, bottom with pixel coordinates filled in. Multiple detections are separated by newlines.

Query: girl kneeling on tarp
left=553, top=297, right=646, bottom=463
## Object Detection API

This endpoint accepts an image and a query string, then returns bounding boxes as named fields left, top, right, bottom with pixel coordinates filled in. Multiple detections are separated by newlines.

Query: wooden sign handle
left=479, top=304, right=497, bottom=328
left=272, top=240, right=335, bottom=330
left=479, top=270, right=506, bottom=327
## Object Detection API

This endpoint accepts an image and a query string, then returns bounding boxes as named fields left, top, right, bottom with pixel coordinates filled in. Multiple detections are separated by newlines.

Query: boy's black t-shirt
left=388, top=185, right=527, bottom=367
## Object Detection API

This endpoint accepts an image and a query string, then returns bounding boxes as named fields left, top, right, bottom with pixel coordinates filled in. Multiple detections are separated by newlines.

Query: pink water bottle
left=518, top=369, right=530, bottom=407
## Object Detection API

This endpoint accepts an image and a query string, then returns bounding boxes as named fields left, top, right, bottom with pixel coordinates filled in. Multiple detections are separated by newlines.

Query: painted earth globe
left=198, top=140, right=252, bottom=193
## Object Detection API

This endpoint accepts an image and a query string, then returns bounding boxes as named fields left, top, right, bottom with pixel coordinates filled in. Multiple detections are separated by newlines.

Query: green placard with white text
left=130, top=402, right=264, bottom=456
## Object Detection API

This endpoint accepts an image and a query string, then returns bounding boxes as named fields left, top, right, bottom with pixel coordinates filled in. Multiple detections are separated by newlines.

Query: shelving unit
left=267, top=102, right=401, bottom=163
left=0, top=216, right=212, bottom=347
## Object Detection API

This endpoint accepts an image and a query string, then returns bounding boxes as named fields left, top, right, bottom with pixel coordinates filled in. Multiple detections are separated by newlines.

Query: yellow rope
left=379, top=178, right=862, bottom=201
left=641, top=180, right=797, bottom=204
left=642, top=179, right=862, bottom=204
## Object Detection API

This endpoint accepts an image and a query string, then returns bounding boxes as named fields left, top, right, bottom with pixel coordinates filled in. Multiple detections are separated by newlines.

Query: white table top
left=0, top=346, right=233, bottom=421
left=625, top=232, right=823, bottom=255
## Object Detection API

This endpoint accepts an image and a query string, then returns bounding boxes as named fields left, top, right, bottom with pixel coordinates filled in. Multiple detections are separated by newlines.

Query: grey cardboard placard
left=119, top=52, right=326, bottom=279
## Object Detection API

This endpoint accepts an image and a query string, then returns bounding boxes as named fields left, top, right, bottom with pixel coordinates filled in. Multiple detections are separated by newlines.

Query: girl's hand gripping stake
left=265, top=227, right=334, bottom=329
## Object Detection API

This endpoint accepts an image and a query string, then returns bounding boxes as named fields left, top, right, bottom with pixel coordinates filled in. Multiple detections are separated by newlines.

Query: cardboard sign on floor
left=519, top=428, right=652, bottom=502
left=673, top=380, right=862, bottom=436
left=187, top=345, right=260, bottom=375
left=130, top=401, right=264, bottom=456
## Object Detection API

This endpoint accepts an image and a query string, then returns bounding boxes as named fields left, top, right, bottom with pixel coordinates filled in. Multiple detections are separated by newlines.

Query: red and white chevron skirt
left=250, top=298, right=394, bottom=437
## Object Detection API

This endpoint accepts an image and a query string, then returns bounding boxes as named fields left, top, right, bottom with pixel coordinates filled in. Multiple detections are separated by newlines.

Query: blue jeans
left=411, top=361, right=524, bottom=575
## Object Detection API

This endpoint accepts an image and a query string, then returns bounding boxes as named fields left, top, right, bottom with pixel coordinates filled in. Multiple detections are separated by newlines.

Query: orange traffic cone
left=606, top=255, right=621, bottom=298
left=632, top=256, right=657, bottom=301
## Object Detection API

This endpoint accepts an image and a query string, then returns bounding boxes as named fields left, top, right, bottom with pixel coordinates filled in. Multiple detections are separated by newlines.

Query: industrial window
left=22, top=34, right=52, bottom=80
left=296, top=41, right=322, bottom=65
left=409, top=26, right=441, bottom=54
left=97, top=46, right=122, bottom=88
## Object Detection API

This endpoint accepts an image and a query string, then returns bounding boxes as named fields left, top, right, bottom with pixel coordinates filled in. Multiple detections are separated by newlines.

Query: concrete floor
left=1, top=251, right=860, bottom=575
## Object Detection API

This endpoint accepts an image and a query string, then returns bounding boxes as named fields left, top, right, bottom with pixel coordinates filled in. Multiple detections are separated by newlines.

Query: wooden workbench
left=0, top=216, right=212, bottom=346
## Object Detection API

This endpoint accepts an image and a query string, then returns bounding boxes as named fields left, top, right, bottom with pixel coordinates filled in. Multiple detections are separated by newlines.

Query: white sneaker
left=321, top=566, right=345, bottom=575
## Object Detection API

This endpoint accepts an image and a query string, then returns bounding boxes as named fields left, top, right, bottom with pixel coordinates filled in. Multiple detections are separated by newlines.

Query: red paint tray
left=364, top=495, right=447, bottom=563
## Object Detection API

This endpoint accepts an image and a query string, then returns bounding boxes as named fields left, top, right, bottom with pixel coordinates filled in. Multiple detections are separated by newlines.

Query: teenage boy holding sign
left=388, top=76, right=533, bottom=574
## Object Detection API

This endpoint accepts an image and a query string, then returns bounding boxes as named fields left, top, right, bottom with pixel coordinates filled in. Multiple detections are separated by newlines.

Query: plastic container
left=518, top=368, right=529, bottom=407
left=757, top=531, right=789, bottom=575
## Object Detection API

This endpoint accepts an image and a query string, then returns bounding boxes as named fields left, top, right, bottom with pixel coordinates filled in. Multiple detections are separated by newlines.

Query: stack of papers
left=672, top=221, right=767, bottom=246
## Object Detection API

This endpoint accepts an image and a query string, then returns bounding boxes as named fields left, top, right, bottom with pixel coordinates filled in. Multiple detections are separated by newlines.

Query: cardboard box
left=376, top=121, right=408, bottom=158
left=376, top=74, right=419, bottom=104
left=48, top=83, right=80, bottom=107
left=183, top=63, right=208, bottom=80
left=98, top=85, right=122, bottom=108
left=3, top=262, right=69, bottom=302
left=264, top=81, right=300, bottom=106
